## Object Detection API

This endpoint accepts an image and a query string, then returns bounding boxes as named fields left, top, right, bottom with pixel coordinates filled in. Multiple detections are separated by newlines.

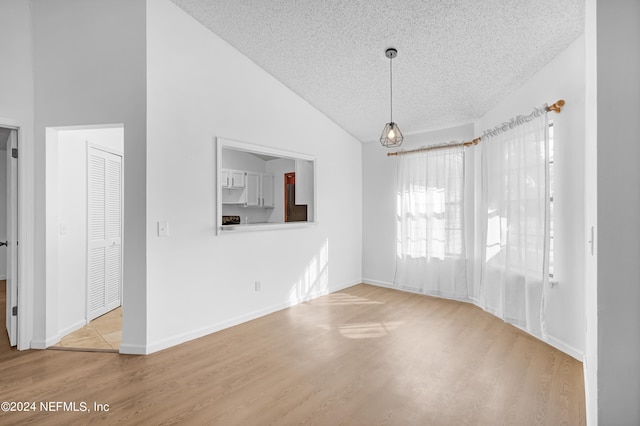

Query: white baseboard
left=30, top=340, right=47, bottom=350
left=32, top=320, right=92, bottom=350
left=362, top=278, right=394, bottom=288
left=30, top=335, right=61, bottom=349
left=545, top=334, right=584, bottom=361
left=143, top=280, right=362, bottom=355
left=59, top=319, right=88, bottom=338
left=119, top=343, right=148, bottom=355
left=330, top=279, right=361, bottom=292
left=145, top=305, right=287, bottom=355
left=363, top=278, right=472, bottom=303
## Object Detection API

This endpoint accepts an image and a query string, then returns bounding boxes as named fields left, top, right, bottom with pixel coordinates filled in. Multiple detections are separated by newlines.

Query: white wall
left=222, top=148, right=267, bottom=172
left=145, top=0, right=362, bottom=353
left=0, top=0, right=36, bottom=350
left=57, top=136, right=85, bottom=335
left=31, top=0, right=147, bottom=352
left=595, top=0, right=640, bottom=424
left=474, top=35, right=586, bottom=359
left=0, top=0, right=33, bottom=123
left=362, top=123, right=474, bottom=287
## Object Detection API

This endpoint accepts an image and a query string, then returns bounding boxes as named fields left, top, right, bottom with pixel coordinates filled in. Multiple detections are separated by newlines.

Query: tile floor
left=53, top=307, right=122, bottom=352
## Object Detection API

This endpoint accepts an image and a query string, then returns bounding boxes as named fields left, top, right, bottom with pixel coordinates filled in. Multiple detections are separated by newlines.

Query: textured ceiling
left=170, top=0, right=584, bottom=142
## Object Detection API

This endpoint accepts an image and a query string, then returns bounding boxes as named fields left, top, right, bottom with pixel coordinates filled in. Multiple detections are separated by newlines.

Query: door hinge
left=11, top=148, right=18, bottom=159
left=12, top=306, right=17, bottom=316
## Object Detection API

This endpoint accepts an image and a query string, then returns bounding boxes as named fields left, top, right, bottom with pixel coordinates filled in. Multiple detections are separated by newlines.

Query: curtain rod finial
left=547, top=99, right=566, bottom=113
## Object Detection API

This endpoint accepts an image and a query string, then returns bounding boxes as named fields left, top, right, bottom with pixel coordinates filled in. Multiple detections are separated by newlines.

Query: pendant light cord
left=389, top=56, right=393, bottom=122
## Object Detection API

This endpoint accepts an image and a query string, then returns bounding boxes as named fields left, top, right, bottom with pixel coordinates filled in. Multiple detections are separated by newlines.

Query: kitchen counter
left=219, top=221, right=318, bottom=234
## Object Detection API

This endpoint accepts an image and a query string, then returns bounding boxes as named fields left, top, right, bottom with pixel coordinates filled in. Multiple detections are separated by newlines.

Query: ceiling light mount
left=380, top=47, right=403, bottom=148
left=384, top=48, right=398, bottom=60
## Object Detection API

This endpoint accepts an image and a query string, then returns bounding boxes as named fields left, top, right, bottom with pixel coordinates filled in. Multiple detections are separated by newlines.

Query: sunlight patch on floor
left=313, top=292, right=384, bottom=306
left=318, top=321, right=404, bottom=339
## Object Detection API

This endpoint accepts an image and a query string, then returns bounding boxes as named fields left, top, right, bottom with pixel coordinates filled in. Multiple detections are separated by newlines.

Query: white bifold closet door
left=87, top=147, right=122, bottom=321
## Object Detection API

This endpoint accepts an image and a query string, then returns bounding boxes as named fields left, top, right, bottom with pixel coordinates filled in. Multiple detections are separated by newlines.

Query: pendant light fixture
left=380, top=47, right=404, bottom=147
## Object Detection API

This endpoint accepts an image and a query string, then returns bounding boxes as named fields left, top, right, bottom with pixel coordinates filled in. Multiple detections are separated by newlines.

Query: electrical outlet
left=254, top=281, right=261, bottom=292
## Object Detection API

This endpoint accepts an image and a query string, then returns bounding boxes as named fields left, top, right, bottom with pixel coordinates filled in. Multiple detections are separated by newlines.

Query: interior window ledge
left=219, top=221, right=319, bottom=233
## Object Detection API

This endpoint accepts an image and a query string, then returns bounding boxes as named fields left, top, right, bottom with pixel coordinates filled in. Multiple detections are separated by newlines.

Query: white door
left=87, top=147, right=122, bottom=321
left=5, top=129, right=18, bottom=346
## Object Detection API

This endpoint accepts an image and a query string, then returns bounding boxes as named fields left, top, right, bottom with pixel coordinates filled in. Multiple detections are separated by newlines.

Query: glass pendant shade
left=380, top=122, right=404, bottom=147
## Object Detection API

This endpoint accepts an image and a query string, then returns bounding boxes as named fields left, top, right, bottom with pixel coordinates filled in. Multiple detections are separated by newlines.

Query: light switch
left=158, top=221, right=169, bottom=237
left=60, top=223, right=67, bottom=235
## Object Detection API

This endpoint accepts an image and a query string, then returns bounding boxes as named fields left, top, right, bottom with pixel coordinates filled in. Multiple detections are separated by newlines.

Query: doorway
left=284, top=172, right=308, bottom=222
left=0, top=126, right=18, bottom=347
left=46, top=125, right=124, bottom=351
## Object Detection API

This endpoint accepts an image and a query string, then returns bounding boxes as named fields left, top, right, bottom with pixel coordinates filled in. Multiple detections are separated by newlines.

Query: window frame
left=215, top=137, right=318, bottom=235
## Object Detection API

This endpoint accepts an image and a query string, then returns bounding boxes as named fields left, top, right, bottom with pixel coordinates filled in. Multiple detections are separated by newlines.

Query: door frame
left=284, top=172, right=295, bottom=222
left=44, top=124, right=124, bottom=349
left=4, top=127, right=18, bottom=345
left=0, top=118, right=30, bottom=350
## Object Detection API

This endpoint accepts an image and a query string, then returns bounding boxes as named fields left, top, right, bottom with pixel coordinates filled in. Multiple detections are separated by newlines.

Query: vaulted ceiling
left=170, top=0, right=585, bottom=142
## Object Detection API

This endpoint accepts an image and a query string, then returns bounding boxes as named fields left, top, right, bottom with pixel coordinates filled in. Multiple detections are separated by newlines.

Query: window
left=394, top=146, right=468, bottom=297
left=482, top=116, right=549, bottom=278
left=396, top=148, right=465, bottom=260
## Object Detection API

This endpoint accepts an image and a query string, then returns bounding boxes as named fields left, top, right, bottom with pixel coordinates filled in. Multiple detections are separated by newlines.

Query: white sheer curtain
left=395, top=146, right=468, bottom=299
left=479, top=107, right=550, bottom=338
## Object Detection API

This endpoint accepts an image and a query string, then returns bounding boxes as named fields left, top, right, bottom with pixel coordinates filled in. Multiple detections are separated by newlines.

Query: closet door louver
left=87, top=148, right=122, bottom=321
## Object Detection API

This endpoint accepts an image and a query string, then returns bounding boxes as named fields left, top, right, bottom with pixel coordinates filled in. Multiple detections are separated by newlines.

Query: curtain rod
left=386, top=99, right=565, bottom=157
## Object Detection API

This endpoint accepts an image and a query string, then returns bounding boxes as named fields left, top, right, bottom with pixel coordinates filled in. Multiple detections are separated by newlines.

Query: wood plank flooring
left=0, top=282, right=586, bottom=425
left=51, top=308, right=122, bottom=352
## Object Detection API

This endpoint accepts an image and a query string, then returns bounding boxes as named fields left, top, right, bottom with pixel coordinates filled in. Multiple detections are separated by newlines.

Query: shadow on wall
left=289, top=239, right=329, bottom=304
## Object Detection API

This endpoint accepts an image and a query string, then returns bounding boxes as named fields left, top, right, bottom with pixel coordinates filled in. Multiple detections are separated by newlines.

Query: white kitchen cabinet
left=245, top=172, right=260, bottom=206
left=245, top=172, right=273, bottom=208
left=221, top=168, right=245, bottom=188
left=221, top=169, right=247, bottom=205
left=261, top=174, right=274, bottom=208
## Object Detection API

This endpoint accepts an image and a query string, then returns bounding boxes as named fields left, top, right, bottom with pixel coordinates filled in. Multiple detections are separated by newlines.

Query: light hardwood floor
left=52, top=308, right=122, bottom=352
left=0, top=282, right=585, bottom=425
